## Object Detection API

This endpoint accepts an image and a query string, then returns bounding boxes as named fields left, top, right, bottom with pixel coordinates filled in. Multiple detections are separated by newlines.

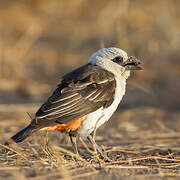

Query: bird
left=5, top=47, right=142, bottom=160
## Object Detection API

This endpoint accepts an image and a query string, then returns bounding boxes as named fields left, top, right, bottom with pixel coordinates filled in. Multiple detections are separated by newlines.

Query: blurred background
left=0, top=0, right=180, bottom=110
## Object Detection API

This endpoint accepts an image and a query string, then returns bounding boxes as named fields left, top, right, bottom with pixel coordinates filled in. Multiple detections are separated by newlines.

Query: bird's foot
left=96, top=144, right=112, bottom=162
left=87, top=135, right=112, bottom=162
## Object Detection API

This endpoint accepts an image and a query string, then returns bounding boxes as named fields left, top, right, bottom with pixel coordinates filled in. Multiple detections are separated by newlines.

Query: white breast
left=79, top=77, right=126, bottom=137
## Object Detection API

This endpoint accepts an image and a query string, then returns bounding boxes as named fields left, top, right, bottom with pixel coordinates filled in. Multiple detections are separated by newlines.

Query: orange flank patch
left=40, top=116, right=86, bottom=132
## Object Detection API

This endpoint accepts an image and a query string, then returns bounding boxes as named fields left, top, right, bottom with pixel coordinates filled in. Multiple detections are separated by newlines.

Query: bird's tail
left=5, top=124, right=40, bottom=145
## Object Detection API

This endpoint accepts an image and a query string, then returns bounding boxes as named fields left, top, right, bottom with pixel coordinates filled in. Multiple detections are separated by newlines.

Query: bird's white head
left=88, top=47, right=142, bottom=80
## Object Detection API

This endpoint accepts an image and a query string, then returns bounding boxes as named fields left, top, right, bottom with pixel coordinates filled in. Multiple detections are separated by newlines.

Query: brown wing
left=35, top=64, right=116, bottom=125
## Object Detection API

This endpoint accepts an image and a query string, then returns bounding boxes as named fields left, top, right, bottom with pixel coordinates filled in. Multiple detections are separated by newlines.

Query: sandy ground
left=0, top=104, right=179, bottom=180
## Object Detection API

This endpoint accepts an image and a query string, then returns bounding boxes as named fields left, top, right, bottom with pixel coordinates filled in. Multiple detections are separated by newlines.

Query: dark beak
left=123, top=56, right=143, bottom=70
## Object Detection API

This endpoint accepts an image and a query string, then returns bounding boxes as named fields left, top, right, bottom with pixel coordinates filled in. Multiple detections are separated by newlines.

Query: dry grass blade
left=103, top=155, right=180, bottom=165
left=0, top=166, right=30, bottom=171
left=135, top=173, right=180, bottom=177
left=103, top=165, right=150, bottom=169
left=52, top=145, right=96, bottom=171
left=0, top=143, right=28, bottom=160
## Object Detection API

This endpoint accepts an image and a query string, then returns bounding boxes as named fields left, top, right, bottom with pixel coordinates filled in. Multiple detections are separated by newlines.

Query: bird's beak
left=123, top=56, right=143, bottom=70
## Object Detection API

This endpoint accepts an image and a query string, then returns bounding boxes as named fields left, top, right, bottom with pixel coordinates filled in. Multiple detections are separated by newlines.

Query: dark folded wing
left=35, top=64, right=116, bottom=124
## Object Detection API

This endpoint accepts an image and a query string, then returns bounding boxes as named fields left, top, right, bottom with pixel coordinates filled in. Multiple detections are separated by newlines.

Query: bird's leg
left=70, top=135, right=79, bottom=155
left=87, top=135, right=111, bottom=162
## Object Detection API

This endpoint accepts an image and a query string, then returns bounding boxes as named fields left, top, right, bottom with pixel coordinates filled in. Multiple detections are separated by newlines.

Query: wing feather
left=35, top=64, right=116, bottom=125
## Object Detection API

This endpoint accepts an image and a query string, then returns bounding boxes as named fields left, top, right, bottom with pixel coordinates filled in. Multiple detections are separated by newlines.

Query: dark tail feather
left=5, top=124, right=39, bottom=145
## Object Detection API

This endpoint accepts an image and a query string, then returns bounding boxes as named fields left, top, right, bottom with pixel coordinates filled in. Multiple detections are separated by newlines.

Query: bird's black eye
left=112, top=56, right=123, bottom=64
